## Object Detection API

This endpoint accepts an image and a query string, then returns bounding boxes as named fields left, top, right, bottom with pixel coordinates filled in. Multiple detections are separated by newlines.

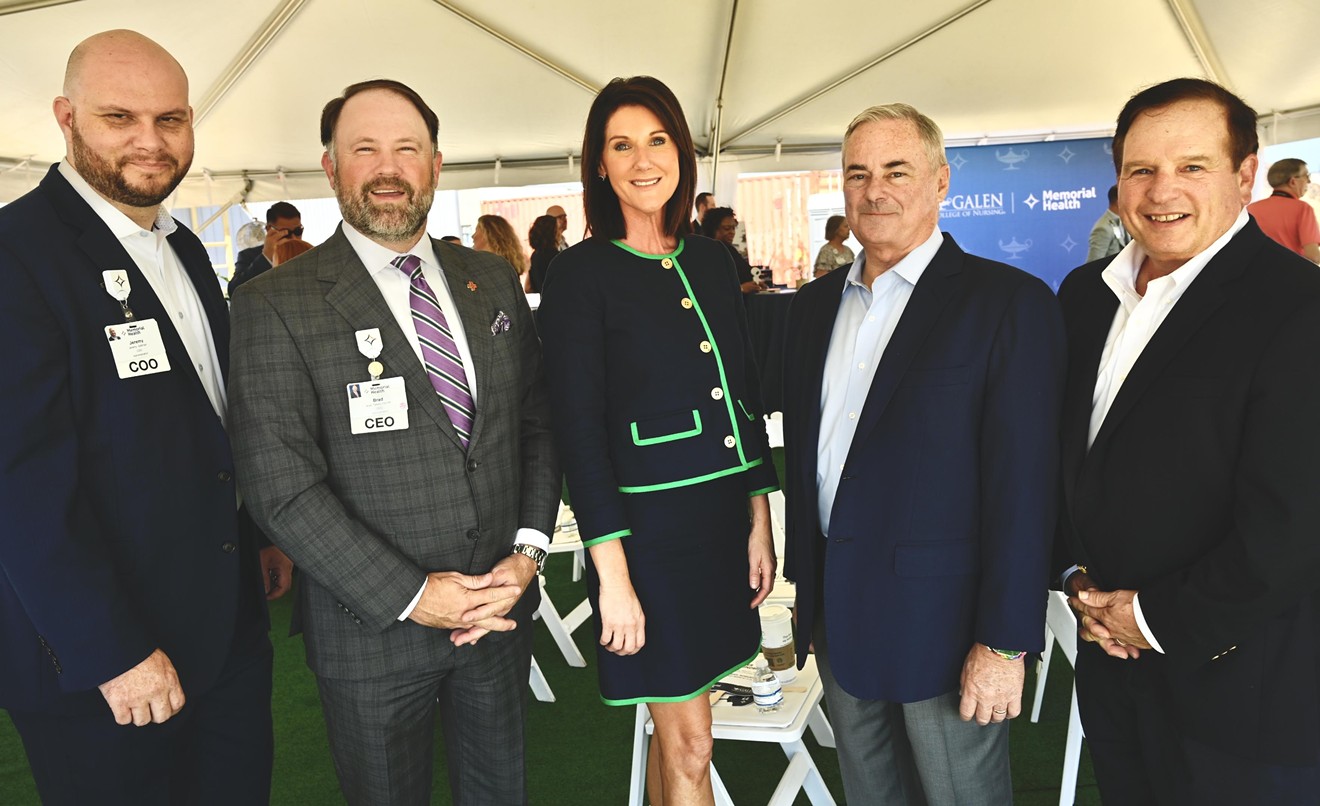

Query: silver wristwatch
left=510, top=543, right=548, bottom=574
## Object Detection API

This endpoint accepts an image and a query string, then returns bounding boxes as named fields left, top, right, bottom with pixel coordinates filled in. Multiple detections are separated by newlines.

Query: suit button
left=217, top=471, right=232, bottom=482
left=467, top=529, right=481, bottom=541
left=723, top=435, right=736, bottom=448
left=221, top=542, right=237, bottom=553
left=681, top=298, right=693, bottom=309
left=661, top=258, right=674, bottom=269
left=466, top=459, right=479, bottom=472
left=710, top=387, right=724, bottom=400
left=699, top=341, right=712, bottom=353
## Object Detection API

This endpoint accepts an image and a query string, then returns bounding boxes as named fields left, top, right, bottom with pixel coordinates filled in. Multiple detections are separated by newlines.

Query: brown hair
left=580, top=76, right=696, bottom=241
left=528, top=215, right=559, bottom=252
left=475, top=214, right=528, bottom=274
left=320, top=79, right=439, bottom=151
left=272, top=238, right=314, bottom=267
left=1112, top=78, right=1257, bottom=172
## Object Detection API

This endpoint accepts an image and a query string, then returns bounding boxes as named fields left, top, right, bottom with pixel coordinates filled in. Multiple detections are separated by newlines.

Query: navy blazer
left=0, top=166, right=262, bottom=711
left=783, top=234, right=1065, bottom=702
left=1057, top=219, right=1320, bottom=764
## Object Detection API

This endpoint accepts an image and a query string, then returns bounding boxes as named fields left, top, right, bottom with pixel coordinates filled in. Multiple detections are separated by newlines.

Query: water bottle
left=751, top=658, right=783, bottom=713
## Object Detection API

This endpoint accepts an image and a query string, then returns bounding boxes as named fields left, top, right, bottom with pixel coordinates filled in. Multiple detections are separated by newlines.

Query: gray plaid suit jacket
left=228, top=227, right=559, bottom=680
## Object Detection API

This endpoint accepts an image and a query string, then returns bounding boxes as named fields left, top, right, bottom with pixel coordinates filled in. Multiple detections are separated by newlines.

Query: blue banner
left=938, top=137, right=1117, bottom=291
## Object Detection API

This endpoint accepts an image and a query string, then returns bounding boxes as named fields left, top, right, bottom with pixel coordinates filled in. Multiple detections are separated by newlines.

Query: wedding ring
left=993, top=708, right=1007, bottom=715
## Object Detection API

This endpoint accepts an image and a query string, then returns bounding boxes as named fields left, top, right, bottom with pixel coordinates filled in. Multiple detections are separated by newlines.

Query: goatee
left=70, top=118, right=190, bottom=208
left=338, top=176, right=434, bottom=243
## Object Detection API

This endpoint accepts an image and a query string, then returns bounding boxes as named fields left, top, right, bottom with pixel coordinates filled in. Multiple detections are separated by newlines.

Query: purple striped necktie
left=392, top=254, right=475, bottom=446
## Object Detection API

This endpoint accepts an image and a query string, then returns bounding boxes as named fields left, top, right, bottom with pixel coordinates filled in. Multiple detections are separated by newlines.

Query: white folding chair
left=1030, top=590, right=1085, bottom=806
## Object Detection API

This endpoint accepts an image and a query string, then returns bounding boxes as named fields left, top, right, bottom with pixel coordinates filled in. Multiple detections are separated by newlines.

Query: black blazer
left=0, top=166, right=264, bottom=711
left=1057, top=218, right=1320, bottom=763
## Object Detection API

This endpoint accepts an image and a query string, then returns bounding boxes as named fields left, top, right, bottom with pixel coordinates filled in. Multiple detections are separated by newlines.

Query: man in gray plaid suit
left=229, top=79, right=559, bottom=806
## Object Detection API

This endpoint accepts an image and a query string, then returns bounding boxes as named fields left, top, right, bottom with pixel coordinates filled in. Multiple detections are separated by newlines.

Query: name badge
left=106, top=319, right=172, bottom=379
left=348, top=377, right=409, bottom=434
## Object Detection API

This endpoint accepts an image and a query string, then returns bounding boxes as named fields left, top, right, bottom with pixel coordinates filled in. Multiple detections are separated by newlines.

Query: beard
left=70, top=118, right=191, bottom=208
left=337, top=174, right=434, bottom=243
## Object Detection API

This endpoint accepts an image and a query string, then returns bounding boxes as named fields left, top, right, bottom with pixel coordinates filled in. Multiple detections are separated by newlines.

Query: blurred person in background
left=701, top=206, right=765, bottom=294
left=527, top=214, right=559, bottom=294
left=813, top=214, right=855, bottom=278
left=473, top=214, right=530, bottom=287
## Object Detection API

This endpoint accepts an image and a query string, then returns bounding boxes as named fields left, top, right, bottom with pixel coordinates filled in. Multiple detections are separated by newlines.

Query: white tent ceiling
left=2, top=0, right=1318, bottom=205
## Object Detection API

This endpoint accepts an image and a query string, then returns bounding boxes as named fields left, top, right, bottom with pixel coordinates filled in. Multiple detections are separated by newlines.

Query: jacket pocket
left=630, top=409, right=703, bottom=446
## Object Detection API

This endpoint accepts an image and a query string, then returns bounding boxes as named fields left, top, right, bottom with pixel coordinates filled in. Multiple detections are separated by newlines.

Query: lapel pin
left=467, top=281, right=478, bottom=292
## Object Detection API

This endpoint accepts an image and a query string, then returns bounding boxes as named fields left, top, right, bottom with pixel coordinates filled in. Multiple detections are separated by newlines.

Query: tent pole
left=708, top=0, right=740, bottom=191
left=1163, top=0, right=1231, bottom=88
left=194, top=0, right=309, bottom=126
left=430, top=1, right=598, bottom=95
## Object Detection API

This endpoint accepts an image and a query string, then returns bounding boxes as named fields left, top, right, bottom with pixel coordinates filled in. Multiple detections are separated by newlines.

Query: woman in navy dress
left=538, top=76, right=778, bottom=804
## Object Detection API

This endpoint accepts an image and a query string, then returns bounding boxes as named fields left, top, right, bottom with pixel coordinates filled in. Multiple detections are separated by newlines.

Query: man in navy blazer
left=0, top=30, right=282, bottom=805
left=782, top=103, right=1065, bottom=804
left=1061, top=78, right=1320, bottom=803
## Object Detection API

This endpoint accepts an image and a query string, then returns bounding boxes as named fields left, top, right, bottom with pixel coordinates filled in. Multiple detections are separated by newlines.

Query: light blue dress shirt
left=816, top=227, right=945, bottom=536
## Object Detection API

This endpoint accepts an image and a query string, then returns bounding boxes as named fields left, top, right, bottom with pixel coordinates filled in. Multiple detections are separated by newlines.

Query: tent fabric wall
left=1, top=0, right=1318, bottom=205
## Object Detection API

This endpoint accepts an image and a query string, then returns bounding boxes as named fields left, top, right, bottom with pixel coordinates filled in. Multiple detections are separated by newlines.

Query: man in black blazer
left=1060, top=77, right=1320, bottom=802
left=0, top=30, right=283, bottom=805
left=783, top=103, right=1065, bottom=804
left=229, top=200, right=303, bottom=294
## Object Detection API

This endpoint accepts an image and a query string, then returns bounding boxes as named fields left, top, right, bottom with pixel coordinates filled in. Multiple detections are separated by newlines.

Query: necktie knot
left=392, top=254, right=423, bottom=280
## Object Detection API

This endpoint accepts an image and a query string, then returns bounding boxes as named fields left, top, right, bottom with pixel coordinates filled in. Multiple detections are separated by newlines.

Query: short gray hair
left=843, top=103, right=947, bottom=169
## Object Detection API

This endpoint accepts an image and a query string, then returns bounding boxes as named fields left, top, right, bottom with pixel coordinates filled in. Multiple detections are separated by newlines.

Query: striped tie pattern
left=393, top=254, right=474, bottom=446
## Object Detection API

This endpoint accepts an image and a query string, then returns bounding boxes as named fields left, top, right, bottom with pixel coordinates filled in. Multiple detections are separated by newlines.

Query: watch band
left=510, top=543, right=547, bottom=575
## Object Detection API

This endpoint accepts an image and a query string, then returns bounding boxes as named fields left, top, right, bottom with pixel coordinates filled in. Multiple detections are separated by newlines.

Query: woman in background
left=473, top=214, right=530, bottom=285
left=527, top=214, right=559, bottom=293
left=701, top=206, right=764, bottom=295
left=539, top=76, right=778, bottom=806
left=813, top=214, right=855, bottom=278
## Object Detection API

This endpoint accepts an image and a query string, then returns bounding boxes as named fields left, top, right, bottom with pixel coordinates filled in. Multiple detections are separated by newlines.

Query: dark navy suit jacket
left=0, top=166, right=263, bottom=713
left=1057, top=219, right=1320, bottom=764
left=783, top=233, right=1065, bottom=702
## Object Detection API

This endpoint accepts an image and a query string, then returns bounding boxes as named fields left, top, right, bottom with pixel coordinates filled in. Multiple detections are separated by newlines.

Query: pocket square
left=490, top=310, right=512, bottom=335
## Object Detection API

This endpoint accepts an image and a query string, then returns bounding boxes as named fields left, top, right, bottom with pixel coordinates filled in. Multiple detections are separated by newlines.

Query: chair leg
left=1059, top=684, right=1084, bottom=806
left=528, top=656, right=555, bottom=703
left=710, top=762, right=735, bottom=806
left=1031, top=626, right=1055, bottom=723
left=628, top=705, right=651, bottom=806
left=537, top=575, right=588, bottom=667
left=807, top=703, right=836, bottom=749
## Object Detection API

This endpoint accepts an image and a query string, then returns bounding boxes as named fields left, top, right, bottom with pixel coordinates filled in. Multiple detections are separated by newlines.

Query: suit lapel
left=798, top=269, right=847, bottom=484
left=168, top=225, right=231, bottom=383
left=844, top=236, right=962, bottom=467
left=1086, top=225, right=1257, bottom=451
left=435, top=240, right=494, bottom=449
left=318, top=229, right=462, bottom=449
left=45, top=167, right=224, bottom=422
left=1060, top=270, right=1117, bottom=488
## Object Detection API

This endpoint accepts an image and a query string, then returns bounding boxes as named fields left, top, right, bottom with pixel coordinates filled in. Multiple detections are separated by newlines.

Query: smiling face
left=54, top=32, right=194, bottom=217
left=322, top=88, right=442, bottom=250
left=1117, top=98, right=1255, bottom=277
left=715, top=214, right=737, bottom=244
left=842, top=119, right=949, bottom=272
left=599, top=104, right=680, bottom=228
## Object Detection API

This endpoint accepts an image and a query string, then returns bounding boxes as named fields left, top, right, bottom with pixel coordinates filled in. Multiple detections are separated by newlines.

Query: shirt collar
left=843, top=226, right=944, bottom=295
left=1101, top=208, right=1248, bottom=302
left=341, top=221, right=440, bottom=278
left=58, top=160, right=177, bottom=238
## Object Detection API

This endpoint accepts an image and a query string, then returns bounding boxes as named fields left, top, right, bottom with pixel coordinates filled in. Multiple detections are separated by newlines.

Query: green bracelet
left=987, top=647, right=1026, bottom=661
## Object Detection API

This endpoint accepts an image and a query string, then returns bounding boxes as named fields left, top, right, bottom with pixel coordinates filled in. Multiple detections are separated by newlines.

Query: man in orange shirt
left=1248, top=158, right=1320, bottom=262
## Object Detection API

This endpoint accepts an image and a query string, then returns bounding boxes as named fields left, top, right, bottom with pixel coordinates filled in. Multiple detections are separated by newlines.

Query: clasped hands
left=1067, top=572, right=1150, bottom=659
left=407, top=553, right=538, bottom=647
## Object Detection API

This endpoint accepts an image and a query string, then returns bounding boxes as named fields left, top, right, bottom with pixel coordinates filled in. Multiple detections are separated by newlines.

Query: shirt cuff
left=1060, top=564, right=1082, bottom=590
left=1132, top=592, right=1165, bottom=654
left=514, top=527, right=550, bottom=553
left=397, top=578, right=428, bottom=621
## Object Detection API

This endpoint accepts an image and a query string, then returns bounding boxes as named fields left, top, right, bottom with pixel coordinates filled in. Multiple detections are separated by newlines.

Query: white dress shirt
left=338, top=223, right=549, bottom=620
left=817, top=227, right=944, bottom=536
left=1085, top=208, right=1249, bottom=652
left=60, top=161, right=226, bottom=424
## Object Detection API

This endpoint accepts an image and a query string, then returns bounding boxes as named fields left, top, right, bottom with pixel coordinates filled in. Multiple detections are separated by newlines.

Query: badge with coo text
left=347, top=377, right=409, bottom=434
left=105, top=319, right=171, bottom=379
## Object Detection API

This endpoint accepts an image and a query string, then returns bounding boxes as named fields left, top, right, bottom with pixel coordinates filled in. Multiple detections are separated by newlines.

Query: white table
left=628, top=656, right=837, bottom=806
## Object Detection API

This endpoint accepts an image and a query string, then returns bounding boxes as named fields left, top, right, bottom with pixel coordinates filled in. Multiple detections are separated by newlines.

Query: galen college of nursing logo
left=995, top=147, right=1030, bottom=170
left=999, top=237, right=1032, bottom=260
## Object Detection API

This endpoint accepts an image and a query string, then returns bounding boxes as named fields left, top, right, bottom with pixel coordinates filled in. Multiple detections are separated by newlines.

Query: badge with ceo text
left=348, top=377, right=409, bottom=434
left=105, top=319, right=171, bottom=379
